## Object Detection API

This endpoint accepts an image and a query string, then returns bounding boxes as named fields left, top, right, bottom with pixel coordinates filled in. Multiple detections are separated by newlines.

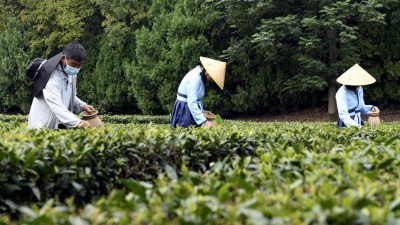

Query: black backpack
left=25, top=58, right=47, bottom=80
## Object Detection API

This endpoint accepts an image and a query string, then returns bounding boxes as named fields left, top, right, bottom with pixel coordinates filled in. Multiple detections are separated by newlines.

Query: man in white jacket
left=28, top=41, right=94, bottom=129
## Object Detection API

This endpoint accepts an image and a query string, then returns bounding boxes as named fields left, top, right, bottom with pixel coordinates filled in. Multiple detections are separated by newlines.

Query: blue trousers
left=170, top=100, right=199, bottom=128
left=336, top=115, right=364, bottom=128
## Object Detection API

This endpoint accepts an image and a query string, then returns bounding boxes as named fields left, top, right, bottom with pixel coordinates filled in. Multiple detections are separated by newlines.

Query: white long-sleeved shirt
left=336, top=85, right=373, bottom=127
left=28, top=64, right=85, bottom=129
left=176, top=66, right=207, bottom=125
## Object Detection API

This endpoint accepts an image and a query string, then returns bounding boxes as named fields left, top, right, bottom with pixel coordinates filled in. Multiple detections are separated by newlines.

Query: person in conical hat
left=170, top=56, right=226, bottom=129
left=335, top=64, right=379, bottom=128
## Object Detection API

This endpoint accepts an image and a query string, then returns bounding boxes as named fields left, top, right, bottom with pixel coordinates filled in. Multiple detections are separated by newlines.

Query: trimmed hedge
left=0, top=114, right=171, bottom=124
left=1, top=117, right=400, bottom=224
left=0, top=123, right=256, bottom=215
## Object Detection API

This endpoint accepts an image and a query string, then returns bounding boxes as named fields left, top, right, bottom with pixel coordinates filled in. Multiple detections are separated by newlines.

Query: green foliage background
left=0, top=0, right=400, bottom=115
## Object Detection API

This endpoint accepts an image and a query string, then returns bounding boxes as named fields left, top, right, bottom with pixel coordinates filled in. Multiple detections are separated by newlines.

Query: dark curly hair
left=63, top=40, right=87, bottom=62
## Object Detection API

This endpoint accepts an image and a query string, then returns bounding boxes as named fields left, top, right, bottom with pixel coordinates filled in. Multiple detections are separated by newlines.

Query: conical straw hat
left=200, top=56, right=226, bottom=90
left=336, top=64, right=376, bottom=86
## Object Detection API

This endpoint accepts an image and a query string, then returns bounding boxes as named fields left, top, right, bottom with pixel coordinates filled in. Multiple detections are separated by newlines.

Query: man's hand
left=371, top=106, right=380, bottom=113
left=83, top=104, right=96, bottom=113
left=77, top=120, right=91, bottom=129
left=203, top=110, right=212, bottom=116
left=203, top=120, right=216, bottom=129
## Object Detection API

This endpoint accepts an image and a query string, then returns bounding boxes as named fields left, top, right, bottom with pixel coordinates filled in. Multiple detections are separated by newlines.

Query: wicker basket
left=80, top=110, right=104, bottom=128
left=367, top=111, right=380, bottom=126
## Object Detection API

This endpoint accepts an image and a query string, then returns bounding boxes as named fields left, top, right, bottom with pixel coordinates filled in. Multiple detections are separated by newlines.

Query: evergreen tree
left=0, top=18, right=31, bottom=112
left=18, top=0, right=95, bottom=55
left=214, top=0, right=387, bottom=114
left=126, top=0, right=229, bottom=114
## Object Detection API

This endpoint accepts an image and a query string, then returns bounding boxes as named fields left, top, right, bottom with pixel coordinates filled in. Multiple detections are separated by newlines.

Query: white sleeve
left=187, top=77, right=207, bottom=125
left=43, top=74, right=81, bottom=128
left=359, top=88, right=373, bottom=115
left=73, top=96, right=86, bottom=114
left=336, top=88, right=359, bottom=127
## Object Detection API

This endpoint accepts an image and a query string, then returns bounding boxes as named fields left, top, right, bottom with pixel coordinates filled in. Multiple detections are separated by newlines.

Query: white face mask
left=64, top=59, right=81, bottom=75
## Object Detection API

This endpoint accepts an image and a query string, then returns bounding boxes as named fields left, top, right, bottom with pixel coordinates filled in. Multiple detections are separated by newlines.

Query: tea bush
left=1, top=115, right=400, bottom=224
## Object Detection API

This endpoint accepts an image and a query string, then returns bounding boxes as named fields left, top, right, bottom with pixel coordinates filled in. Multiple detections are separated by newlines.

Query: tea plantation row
left=0, top=115, right=399, bottom=224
